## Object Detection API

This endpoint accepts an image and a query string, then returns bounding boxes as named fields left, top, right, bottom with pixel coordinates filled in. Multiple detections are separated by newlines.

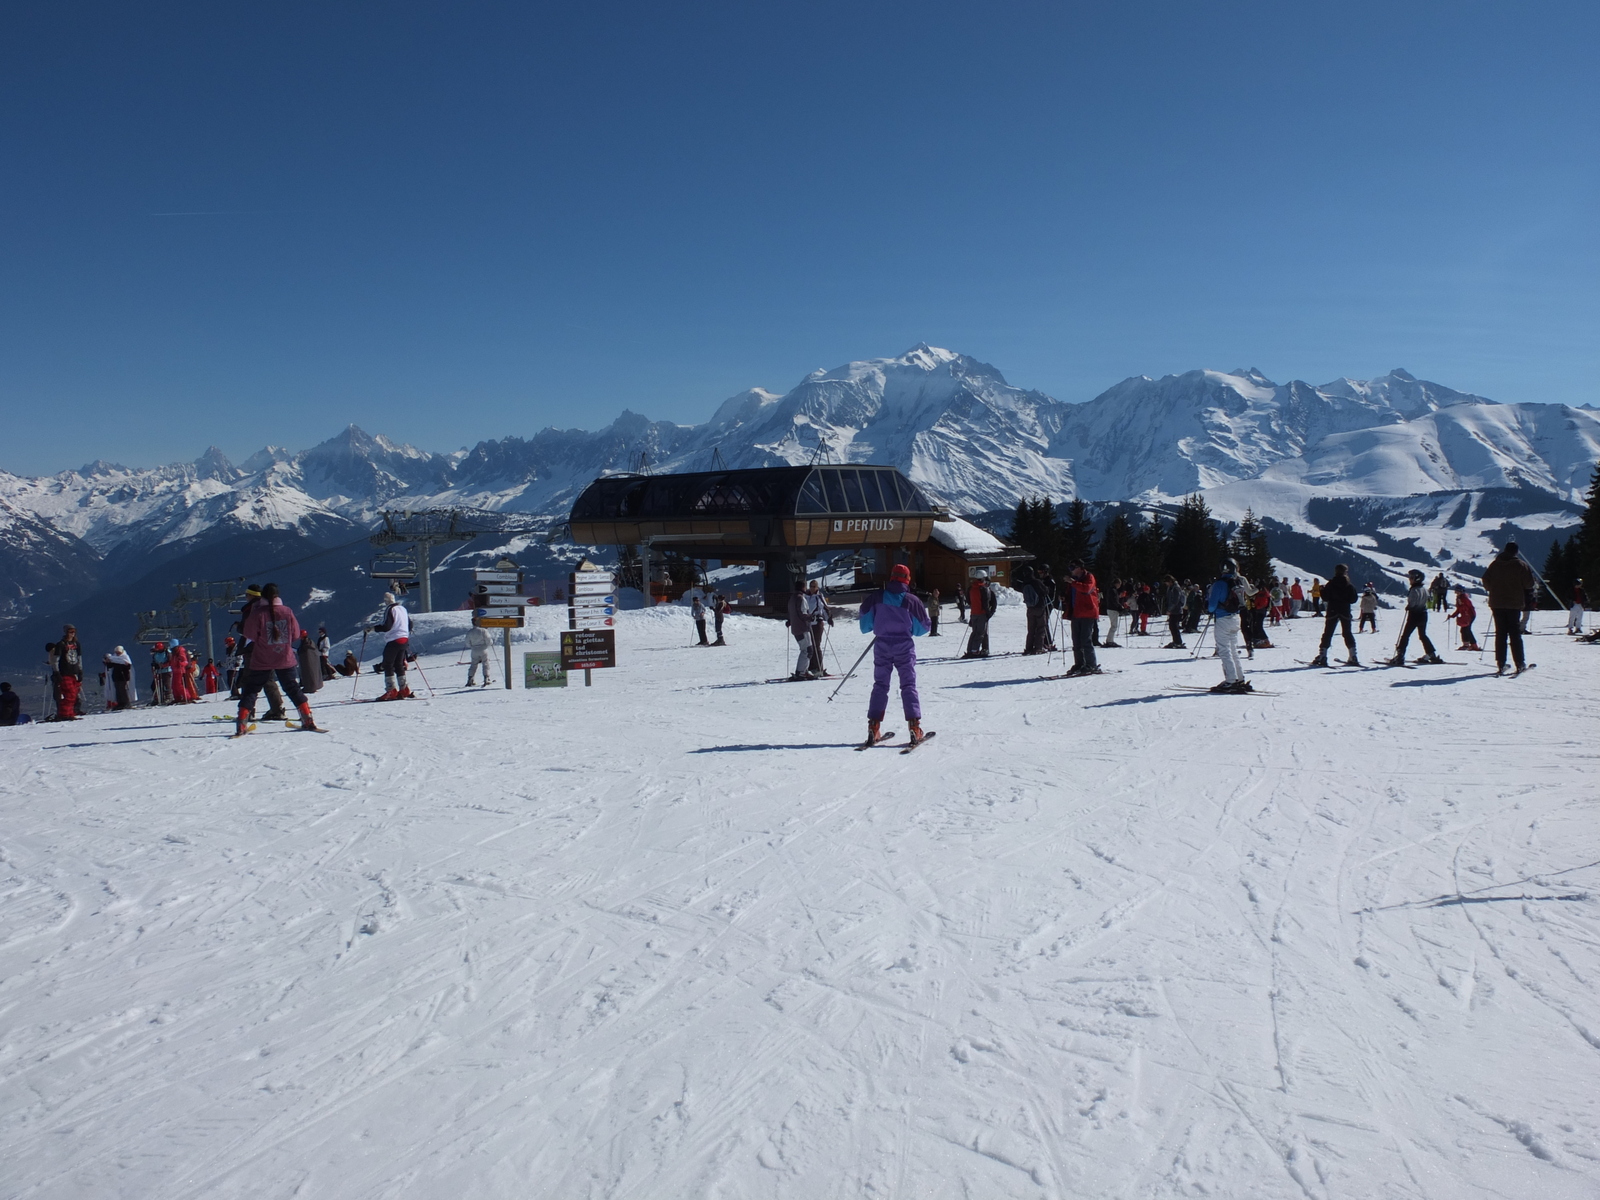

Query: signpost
left=472, top=559, right=525, bottom=689
left=566, top=562, right=617, bottom=685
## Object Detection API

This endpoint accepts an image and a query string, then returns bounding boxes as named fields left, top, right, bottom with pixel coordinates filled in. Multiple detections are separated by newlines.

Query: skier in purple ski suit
left=858, top=563, right=930, bottom=747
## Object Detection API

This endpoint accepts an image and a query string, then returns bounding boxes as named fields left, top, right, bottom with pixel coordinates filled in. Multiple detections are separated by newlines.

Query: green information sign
left=523, top=651, right=567, bottom=688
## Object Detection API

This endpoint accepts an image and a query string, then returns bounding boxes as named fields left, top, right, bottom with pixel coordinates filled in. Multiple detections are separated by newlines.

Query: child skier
left=858, top=563, right=930, bottom=748
left=1390, top=569, right=1443, bottom=665
left=1450, top=586, right=1480, bottom=650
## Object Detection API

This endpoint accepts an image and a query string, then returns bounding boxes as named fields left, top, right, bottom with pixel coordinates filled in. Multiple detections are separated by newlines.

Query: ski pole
left=408, top=654, right=436, bottom=699
left=352, top=629, right=369, bottom=700
left=827, top=637, right=876, bottom=702
left=1190, top=615, right=1213, bottom=659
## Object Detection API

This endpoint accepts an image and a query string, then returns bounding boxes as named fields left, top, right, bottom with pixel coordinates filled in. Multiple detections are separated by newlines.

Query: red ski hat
left=890, top=563, right=912, bottom=583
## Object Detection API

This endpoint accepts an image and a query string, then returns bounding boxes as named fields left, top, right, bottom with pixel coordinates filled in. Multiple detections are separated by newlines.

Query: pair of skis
left=857, top=729, right=937, bottom=754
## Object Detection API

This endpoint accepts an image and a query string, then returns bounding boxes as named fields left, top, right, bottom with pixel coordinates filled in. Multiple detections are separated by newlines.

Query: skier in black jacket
left=1308, top=564, right=1360, bottom=667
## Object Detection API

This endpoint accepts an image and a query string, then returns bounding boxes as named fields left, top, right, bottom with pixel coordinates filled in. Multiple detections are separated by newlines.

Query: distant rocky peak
left=192, top=446, right=237, bottom=481
left=240, top=445, right=294, bottom=473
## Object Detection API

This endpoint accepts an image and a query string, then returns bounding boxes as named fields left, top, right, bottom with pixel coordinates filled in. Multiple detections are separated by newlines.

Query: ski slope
left=4, top=605, right=1599, bottom=1199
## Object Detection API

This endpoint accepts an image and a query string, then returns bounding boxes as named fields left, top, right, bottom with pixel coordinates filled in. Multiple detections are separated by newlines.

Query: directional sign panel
left=475, top=606, right=526, bottom=619
left=475, top=617, right=525, bottom=629
left=475, top=581, right=521, bottom=594
left=560, top=629, right=615, bottom=670
left=474, top=570, right=523, bottom=583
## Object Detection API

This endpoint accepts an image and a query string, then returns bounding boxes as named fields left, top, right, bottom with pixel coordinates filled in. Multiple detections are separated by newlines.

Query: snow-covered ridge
left=2, top=349, right=1595, bottom=567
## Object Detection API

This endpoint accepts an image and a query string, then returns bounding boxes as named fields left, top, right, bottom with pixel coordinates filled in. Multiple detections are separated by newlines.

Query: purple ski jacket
left=858, top=583, right=929, bottom=648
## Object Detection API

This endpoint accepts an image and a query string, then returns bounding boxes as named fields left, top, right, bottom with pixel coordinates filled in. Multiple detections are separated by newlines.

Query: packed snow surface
left=4, top=604, right=1599, bottom=1198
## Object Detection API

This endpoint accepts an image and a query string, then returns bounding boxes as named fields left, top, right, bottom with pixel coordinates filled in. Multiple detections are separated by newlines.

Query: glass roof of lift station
left=569, top=465, right=937, bottom=522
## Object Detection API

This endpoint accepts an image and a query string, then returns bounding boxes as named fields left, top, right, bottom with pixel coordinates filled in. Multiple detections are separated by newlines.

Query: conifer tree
left=1229, top=509, right=1274, bottom=583
left=1095, top=511, right=1134, bottom=585
left=1577, top=464, right=1600, bottom=598
left=1061, top=499, right=1097, bottom=566
left=1543, top=538, right=1572, bottom=609
left=1165, top=493, right=1225, bottom=584
left=1129, top=515, right=1169, bottom=583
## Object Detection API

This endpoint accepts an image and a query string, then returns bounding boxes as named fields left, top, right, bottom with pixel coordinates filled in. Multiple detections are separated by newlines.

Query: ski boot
left=261, top=706, right=287, bottom=721
left=906, top=719, right=925, bottom=747
left=295, top=702, right=319, bottom=731
left=1209, top=679, right=1236, bottom=693
left=1230, top=679, right=1255, bottom=693
left=232, top=706, right=255, bottom=738
left=1307, top=653, right=1329, bottom=667
left=378, top=688, right=401, bottom=701
left=861, top=719, right=885, bottom=749
left=1416, top=653, right=1444, bottom=665
left=1344, top=656, right=1361, bottom=667
left=399, top=686, right=414, bottom=699
left=1385, top=653, right=1406, bottom=667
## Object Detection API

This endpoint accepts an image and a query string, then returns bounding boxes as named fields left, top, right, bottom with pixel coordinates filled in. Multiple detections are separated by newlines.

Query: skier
left=806, top=579, right=833, bottom=672
left=963, top=570, right=998, bottom=658
left=712, top=592, right=730, bottom=646
left=237, top=585, right=289, bottom=719
left=232, top=583, right=320, bottom=735
left=1429, top=572, right=1449, bottom=612
left=0, top=681, right=20, bottom=726
left=1482, top=542, right=1535, bottom=675
left=691, top=592, right=710, bottom=646
left=1135, top=584, right=1156, bottom=636
left=1101, top=578, right=1124, bottom=648
left=1307, top=564, right=1360, bottom=667
left=1019, top=565, right=1050, bottom=655
left=1061, top=561, right=1103, bottom=675
left=104, top=645, right=135, bottom=710
left=1568, top=580, right=1586, bottom=635
left=1389, top=569, right=1443, bottom=665
left=1450, top=585, right=1480, bottom=650
left=52, top=625, right=85, bottom=720
left=1204, top=560, right=1251, bottom=693
left=1289, top=578, right=1305, bottom=618
left=858, top=563, right=930, bottom=748
left=1358, top=584, right=1379, bottom=633
left=1161, top=575, right=1187, bottom=649
left=371, top=591, right=413, bottom=699
left=149, top=641, right=173, bottom=706
left=787, top=581, right=819, bottom=680
left=316, top=626, right=333, bottom=679
left=465, top=623, right=494, bottom=686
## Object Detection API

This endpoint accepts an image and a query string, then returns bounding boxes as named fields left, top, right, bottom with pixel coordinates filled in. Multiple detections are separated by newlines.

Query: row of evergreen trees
left=1543, top=465, right=1600, bottom=606
left=1009, top=494, right=1274, bottom=586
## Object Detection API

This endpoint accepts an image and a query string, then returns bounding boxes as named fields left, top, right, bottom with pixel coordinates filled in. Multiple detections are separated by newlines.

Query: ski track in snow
left=3, top=606, right=1599, bottom=1199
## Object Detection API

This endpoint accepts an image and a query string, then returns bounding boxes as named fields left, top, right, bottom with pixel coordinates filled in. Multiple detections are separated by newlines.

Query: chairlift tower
left=173, top=579, right=244, bottom=664
left=370, top=509, right=553, bottom=613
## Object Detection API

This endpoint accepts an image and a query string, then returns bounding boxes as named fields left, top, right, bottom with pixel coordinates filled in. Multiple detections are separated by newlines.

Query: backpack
left=1216, top=578, right=1242, bottom=614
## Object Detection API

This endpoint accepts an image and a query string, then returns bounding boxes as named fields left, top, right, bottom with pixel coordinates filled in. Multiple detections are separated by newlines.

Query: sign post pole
left=503, top=627, right=512, bottom=690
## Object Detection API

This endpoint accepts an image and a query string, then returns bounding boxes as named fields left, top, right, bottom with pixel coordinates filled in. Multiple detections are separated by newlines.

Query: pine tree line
left=1009, top=494, right=1275, bottom=585
left=1546, top=463, right=1600, bottom=606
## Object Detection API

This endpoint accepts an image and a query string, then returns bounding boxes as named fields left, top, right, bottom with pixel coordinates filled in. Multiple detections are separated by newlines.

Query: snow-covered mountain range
left=1, top=346, right=1595, bottom=661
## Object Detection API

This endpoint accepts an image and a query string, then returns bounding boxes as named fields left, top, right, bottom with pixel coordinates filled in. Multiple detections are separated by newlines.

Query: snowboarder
left=1358, top=584, right=1379, bottom=633
left=1307, top=564, right=1360, bottom=667
left=1205, top=561, right=1251, bottom=693
left=1389, top=569, right=1443, bottom=665
left=104, top=645, right=135, bottom=710
left=296, top=630, right=324, bottom=695
left=465, top=623, right=494, bottom=686
left=1568, top=580, right=1586, bottom=635
left=1450, top=586, right=1480, bottom=650
left=858, top=563, right=930, bottom=748
left=963, top=570, right=998, bottom=658
left=371, top=591, right=413, bottom=699
left=1062, top=561, right=1103, bottom=675
left=1482, top=542, right=1535, bottom=675
left=233, top=583, right=320, bottom=734
left=787, top=581, right=819, bottom=680
left=1161, top=575, right=1187, bottom=649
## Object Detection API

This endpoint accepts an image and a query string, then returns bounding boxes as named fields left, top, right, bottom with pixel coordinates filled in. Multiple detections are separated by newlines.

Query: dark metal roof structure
left=570, top=466, right=937, bottom=524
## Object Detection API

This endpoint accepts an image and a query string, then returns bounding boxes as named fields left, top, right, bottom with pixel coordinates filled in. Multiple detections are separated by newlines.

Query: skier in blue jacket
left=859, top=563, right=930, bottom=747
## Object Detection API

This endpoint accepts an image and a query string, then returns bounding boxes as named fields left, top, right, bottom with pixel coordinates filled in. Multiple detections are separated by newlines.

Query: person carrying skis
left=465, top=623, right=494, bottom=686
left=1358, top=584, right=1379, bottom=633
left=963, top=570, right=998, bottom=658
left=1450, top=586, right=1480, bottom=650
left=1482, top=541, right=1535, bottom=675
left=1161, top=575, right=1187, bottom=649
left=858, top=563, right=930, bottom=748
left=233, top=583, right=320, bottom=734
left=1308, top=564, right=1360, bottom=667
left=371, top=591, right=413, bottom=699
left=1390, top=569, right=1443, bottom=665
left=1205, top=560, right=1251, bottom=693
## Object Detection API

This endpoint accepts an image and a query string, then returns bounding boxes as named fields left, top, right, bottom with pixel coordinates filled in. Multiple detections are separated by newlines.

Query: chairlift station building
left=568, top=465, right=1026, bottom=607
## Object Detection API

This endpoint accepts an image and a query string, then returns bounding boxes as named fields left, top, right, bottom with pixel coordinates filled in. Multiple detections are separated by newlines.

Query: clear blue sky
left=3, top=1, right=1597, bottom=475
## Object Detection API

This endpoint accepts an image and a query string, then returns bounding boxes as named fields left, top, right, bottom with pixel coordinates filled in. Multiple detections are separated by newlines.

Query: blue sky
left=3, top=1, right=1597, bottom=475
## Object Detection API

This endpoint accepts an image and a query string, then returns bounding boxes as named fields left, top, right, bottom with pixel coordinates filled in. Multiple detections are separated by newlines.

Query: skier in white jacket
left=465, top=624, right=494, bottom=687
